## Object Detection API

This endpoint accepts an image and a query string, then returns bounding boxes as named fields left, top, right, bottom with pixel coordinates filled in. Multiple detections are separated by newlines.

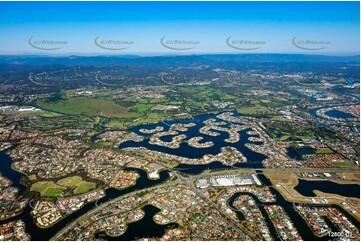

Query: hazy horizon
left=0, top=52, right=360, bottom=57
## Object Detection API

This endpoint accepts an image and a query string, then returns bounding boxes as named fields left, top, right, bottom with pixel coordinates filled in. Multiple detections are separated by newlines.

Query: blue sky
left=0, top=1, right=359, bottom=55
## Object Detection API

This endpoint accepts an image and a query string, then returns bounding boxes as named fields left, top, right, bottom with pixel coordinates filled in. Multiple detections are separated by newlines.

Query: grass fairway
left=57, top=176, right=96, bottom=195
left=74, top=182, right=96, bottom=194
left=31, top=181, right=66, bottom=197
left=37, top=97, right=140, bottom=118
left=133, top=103, right=154, bottom=113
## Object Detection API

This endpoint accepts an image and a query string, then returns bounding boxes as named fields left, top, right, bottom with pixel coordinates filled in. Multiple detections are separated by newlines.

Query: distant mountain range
left=0, top=54, right=359, bottom=67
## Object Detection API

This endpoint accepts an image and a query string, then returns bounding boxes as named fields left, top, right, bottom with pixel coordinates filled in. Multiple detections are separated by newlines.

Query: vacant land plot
left=264, top=172, right=299, bottom=187
left=56, top=176, right=96, bottom=195
left=31, top=181, right=66, bottom=197
left=74, top=182, right=96, bottom=194
left=57, top=176, right=83, bottom=187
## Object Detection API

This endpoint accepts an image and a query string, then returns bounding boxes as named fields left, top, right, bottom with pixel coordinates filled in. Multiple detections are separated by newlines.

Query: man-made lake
left=120, top=113, right=266, bottom=168
left=294, top=179, right=360, bottom=198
